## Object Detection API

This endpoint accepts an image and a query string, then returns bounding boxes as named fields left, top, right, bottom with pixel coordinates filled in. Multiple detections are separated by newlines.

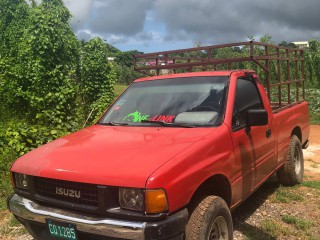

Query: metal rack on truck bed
left=134, top=41, right=305, bottom=113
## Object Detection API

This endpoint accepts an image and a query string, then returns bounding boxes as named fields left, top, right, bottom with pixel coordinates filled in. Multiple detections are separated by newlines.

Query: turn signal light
left=145, top=189, right=168, bottom=214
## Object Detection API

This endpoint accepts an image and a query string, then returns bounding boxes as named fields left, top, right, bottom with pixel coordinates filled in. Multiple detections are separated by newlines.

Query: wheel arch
left=291, top=126, right=302, bottom=142
left=187, top=174, right=232, bottom=211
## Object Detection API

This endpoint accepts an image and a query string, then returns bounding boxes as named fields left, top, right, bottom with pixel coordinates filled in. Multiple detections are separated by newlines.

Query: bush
left=2, top=122, right=71, bottom=156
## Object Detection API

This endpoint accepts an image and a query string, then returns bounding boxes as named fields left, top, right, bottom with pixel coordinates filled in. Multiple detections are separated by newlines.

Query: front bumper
left=8, top=194, right=188, bottom=240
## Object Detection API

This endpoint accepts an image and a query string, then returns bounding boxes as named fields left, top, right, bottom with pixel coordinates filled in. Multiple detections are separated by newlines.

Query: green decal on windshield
left=123, top=111, right=150, bottom=122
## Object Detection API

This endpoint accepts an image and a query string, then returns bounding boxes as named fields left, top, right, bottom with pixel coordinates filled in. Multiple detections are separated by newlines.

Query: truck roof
left=134, top=70, right=255, bottom=82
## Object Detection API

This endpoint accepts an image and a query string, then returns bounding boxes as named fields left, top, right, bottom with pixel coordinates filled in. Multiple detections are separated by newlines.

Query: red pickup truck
left=8, top=42, right=309, bottom=240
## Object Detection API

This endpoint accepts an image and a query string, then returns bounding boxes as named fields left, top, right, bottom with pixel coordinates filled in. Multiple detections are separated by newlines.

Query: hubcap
left=208, top=216, right=229, bottom=240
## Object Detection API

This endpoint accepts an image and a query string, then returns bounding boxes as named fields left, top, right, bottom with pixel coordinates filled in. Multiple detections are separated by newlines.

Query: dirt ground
left=1, top=125, right=320, bottom=240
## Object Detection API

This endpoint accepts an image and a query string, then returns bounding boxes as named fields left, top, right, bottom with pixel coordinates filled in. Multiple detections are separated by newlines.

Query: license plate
left=46, top=219, right=78, bottom=240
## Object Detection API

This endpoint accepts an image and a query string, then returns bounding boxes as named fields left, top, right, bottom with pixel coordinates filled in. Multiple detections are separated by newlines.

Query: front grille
left=34, top=177, right=98, bottom=207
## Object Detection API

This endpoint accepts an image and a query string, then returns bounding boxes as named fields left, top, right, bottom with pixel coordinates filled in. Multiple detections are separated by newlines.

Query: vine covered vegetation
left=0, top=0, right=117, bottom=205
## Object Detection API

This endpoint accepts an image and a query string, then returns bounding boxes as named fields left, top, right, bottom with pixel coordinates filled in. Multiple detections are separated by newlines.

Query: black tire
left=277, top=135, right=304, bottom=186
left=185, top=196, right=233, bottom=240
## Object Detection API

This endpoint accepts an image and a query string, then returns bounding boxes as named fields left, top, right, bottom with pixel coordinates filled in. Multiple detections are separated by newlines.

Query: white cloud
left=62, top=0, right=320, bottom=51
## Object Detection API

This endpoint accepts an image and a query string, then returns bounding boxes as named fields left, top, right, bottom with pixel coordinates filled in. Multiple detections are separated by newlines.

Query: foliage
left=3, top=0, right=80, bottom=127
left=105, top=42, right=121, bottom=56
left=305, top=40, right=320, bottom=87
left=0, top=0, right=30, bottom=110
left=3, top=122, right=68, bottom=156
left=88, top=66, right=117, bottom=123
left=114, top=50, right=142, bottom=68
left=81, top=37, right=114, bottom=105
left=113, top=50, right=146, bottom=85
left=80, top=37, right=116, bottom=124
left=305, top=88, right=320, bottom=115
left=0, top=0, right=29, bottom=62
left=113, top=63, right=145, bottom=84
left=114, top=84, right=128, bottom=97
left=279, top=41, right=297, bottom=48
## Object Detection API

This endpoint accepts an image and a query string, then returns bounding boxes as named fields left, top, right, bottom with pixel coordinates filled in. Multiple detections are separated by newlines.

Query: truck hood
left=11, top=125, right=216, bottom=187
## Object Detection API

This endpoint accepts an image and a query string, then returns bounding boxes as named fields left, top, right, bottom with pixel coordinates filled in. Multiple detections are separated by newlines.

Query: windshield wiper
left=140, top=120, right=195, bottom=128
left=98, top=122, right=129, bottom=126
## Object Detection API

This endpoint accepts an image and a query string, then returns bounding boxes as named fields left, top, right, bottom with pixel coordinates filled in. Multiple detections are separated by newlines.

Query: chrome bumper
left=9, top=194, right=145, bottom=239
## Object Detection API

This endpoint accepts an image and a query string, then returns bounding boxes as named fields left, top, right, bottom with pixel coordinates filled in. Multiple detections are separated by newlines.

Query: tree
left=279, top=41, right=297, bottom=48
left=115, top=50, right=143, bottom=68
left=12, top=0, right=80, bottom=126
left=80, top=37, right=116, bottom=122
left=0, top=0, right=30, bottom=113
left=0, top=0, right=29, bottom=62
left=305, top=40, right=320, bottom=87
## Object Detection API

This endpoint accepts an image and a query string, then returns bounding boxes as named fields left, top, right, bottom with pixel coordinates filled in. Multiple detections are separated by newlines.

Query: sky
left=64, top=0, right=320, bottom=53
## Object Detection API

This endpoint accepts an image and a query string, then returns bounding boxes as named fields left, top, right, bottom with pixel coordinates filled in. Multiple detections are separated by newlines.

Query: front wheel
left=185, top=196, right=233, bottom=240
left=277, top=135, right=304, bottom=186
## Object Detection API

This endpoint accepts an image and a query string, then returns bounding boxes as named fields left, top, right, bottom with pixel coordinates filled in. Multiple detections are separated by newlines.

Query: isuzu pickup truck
left=8, top=42, right=310, bottom=240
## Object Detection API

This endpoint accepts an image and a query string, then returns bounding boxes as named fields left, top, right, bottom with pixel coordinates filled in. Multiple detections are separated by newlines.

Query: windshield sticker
left=114, top=100, right=126, bottom=111
left=117, top=99, right=126, bottom=105
left=149, top=115, right=176, bottom=123
left=123, top=111, right=150, bottom=122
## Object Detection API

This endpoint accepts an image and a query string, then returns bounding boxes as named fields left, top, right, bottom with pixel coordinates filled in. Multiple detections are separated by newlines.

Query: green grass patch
left=0, top=214, right=26, bottom=236
left=114, top=84, right=128, bottom=97
left=302, top=181, right=320, bottom=190
left=0, top=147, right=18, bottom=210
left=309, top=113, right=320, bottom=125
left=0, top=174, right=12, bottom=210
left=261, top=219, right=291, bottom=238
left=273, top=187, right=304, bottom=203
left=281, top=215, right=313, bottom=231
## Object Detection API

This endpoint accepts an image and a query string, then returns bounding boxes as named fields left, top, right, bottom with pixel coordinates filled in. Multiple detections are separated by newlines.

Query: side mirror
left=246, top=109, right=268, bottom=127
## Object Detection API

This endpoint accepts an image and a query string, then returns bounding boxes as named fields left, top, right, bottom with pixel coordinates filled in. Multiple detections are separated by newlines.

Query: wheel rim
left=208, top=216, right=229, bottom=240
left=294, top=144, right=302, bottom=175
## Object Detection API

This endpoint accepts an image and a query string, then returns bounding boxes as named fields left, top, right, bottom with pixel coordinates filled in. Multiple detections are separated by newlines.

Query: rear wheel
left=185, top=196, right=233, bottom=240
left=277, top=135, right=304, bottom=186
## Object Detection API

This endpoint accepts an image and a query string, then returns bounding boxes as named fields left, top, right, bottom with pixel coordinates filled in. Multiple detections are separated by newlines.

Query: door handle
left=266, top=129, right=272, bottom=138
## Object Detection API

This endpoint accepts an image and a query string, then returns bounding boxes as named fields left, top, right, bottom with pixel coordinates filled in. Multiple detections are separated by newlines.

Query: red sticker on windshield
left=149, top=115, right=176, bottom=123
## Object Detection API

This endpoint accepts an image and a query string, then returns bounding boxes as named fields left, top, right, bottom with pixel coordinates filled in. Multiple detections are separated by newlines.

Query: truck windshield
left=99, top=76, right=229, bottom=127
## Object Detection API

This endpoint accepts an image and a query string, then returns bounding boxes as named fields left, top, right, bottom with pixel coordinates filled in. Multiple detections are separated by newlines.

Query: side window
left=232, top=78, right=263, bottom=130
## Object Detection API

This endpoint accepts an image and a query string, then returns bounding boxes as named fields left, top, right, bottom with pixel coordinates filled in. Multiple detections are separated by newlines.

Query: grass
left=260, top=219, right=291, bottom=239
left=114, top=84, right=128, bottom=97
left=0, top=148, right=18, bottom=210
left=309, top=112, right=320, bottom=125
left=272, top=187, right=304, bottom=203
left=302, top=181, right=320, bottom=190
left=281, top=215, right=313, bottom=231
left=0, top=213, right=27, bottom=237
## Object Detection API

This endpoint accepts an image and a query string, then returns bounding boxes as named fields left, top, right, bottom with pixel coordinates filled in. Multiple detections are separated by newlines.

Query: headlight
left=119, top=188, right=144, bottom=211
left=119, top=188, right=169, bottom=213
left=15, top=173, right=30, bottom=190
